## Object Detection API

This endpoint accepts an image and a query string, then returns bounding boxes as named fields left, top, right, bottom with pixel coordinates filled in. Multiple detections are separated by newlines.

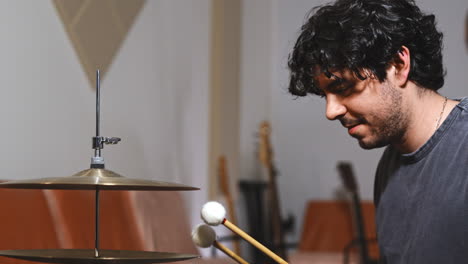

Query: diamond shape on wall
left=53, top=0, right=146, bottom=88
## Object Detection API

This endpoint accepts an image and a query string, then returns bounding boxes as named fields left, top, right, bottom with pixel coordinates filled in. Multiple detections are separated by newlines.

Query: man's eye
left=332, top=85, right=352, bottom=95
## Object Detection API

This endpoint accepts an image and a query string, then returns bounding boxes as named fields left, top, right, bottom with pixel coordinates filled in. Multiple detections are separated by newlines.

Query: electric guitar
left=258, top=121, right=287, bottom=259
left=338, top=162, right=376, bottom=264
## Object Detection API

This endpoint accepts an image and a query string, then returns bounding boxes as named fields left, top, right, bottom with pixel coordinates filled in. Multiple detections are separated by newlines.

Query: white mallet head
left=192, top=224, right=216, bottom=248
left=201, top=201, right=226, bottom=226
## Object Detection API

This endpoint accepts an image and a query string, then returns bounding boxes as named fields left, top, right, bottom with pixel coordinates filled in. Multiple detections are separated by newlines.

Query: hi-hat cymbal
left=0, top=249, right=199, bottom=264
left=0, top=168, right=199, bottom=190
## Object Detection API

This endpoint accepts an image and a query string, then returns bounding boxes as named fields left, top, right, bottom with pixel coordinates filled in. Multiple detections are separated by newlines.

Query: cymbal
left=0, top=168, right=199, bottom=191
left=0, top=249, right=199, bottom=264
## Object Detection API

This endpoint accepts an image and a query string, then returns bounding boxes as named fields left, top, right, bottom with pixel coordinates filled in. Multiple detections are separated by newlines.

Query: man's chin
left=357, top=137, right=389, bottom=150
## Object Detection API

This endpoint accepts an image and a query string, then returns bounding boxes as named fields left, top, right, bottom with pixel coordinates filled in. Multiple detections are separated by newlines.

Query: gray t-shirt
left=374, top=97, right=468, bottom=264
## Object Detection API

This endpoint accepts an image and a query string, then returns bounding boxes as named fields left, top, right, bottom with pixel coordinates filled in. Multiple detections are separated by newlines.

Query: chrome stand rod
left=94, top=187, right=100, bottom=258
left=95, top=70, right=101, bottom=158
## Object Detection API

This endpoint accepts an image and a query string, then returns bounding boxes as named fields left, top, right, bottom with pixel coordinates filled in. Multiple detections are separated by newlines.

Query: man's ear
left=389, top=46, right=411, bottom=87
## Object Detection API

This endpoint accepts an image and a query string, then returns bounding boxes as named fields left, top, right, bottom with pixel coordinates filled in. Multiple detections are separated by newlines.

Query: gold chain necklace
left=436, top=97, right=448, bottom=129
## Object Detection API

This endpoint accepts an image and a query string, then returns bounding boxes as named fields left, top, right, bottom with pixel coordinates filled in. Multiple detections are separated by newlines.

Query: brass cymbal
left=0, top=249, right=199, bottom=264
left=0, top=168, right=199, bottom=190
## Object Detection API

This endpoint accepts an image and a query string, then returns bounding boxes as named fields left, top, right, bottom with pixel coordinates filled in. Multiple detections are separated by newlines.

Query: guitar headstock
left=337, top=161, right=358, bottom=193
left=258, top=121, right=272, bottom=168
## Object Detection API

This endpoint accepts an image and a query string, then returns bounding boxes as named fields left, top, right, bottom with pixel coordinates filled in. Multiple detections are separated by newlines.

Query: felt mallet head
left=201, top=201, right=226, bottom=226
left=191, top=223, right=216, bottom=248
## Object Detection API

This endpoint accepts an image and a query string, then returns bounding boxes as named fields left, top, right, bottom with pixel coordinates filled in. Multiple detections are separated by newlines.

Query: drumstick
left=191, top=224, right=249, bottom=264
left=201, top=202, right=288, bottom=264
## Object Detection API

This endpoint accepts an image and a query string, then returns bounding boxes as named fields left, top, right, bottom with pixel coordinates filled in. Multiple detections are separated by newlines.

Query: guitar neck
left=350, top=188, right=370, bottom=264
left=337, top=162, right=370, bottom=264
left=267, top=164, right=286, bottom=258
left=258, top=121, right=287, bottom=259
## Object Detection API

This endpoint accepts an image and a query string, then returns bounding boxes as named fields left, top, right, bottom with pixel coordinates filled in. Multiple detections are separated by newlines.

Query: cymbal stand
left=91, top=70, right=121, bottom=258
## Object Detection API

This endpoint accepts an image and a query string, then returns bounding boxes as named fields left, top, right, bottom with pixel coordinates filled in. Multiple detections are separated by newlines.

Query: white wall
left=239, top=0, right=276, bottom=182
left=0, top=0, right=212, bottom=229
left=240, top=0, right=468, bottom=245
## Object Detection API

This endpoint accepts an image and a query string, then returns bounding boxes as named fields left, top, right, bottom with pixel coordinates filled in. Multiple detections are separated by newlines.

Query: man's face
left=314, top=69, right=409, bottom=149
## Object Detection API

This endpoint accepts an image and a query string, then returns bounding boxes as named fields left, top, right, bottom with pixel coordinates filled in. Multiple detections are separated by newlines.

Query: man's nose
left=325, top=95, right=347, bottom=120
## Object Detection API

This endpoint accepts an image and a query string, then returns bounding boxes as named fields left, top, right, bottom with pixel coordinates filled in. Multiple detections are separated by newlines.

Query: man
left=288, top=0, right=468, bottom=263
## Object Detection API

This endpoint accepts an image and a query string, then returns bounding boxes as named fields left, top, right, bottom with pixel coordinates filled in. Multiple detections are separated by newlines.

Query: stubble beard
left=358, top=81, right=409, bottom=149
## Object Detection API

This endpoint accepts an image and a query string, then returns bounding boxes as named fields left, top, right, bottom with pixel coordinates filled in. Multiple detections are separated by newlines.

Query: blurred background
left=0, top=0, right=466, bottom=263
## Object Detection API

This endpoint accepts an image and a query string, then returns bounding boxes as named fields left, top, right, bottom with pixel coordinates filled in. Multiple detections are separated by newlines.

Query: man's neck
left=392, top=87, right=457, bottom=154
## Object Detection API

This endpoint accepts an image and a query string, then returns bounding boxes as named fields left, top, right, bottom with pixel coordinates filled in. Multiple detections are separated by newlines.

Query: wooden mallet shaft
left=222, top=219, right=288, bottom=264
left=213, top=241, right=249, bottom=264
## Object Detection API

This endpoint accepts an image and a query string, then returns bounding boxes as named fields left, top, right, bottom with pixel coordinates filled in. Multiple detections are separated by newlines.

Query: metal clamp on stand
left=93, top=137, right=121, bottom=149
left=91, top=137, right=121, bottom=168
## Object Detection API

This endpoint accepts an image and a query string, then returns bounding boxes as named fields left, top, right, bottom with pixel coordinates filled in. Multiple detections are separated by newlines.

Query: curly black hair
left=288, top=0, right=445, bottom=96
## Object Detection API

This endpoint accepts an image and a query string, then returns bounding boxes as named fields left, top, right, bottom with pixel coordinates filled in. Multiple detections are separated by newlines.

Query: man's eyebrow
left=325, top=77, right=347, bottom=91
